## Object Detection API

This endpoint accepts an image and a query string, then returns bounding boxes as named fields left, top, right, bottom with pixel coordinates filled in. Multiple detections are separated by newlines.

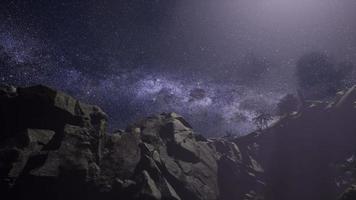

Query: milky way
left=1, top=0, right=356, bottom=136
left=0, top=29, right=283, bottom=136
left=0, top=45, right=284, bottom=136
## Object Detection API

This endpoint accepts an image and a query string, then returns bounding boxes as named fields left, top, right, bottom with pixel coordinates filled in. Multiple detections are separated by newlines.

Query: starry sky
left=1, top=0, right=356, bottom=136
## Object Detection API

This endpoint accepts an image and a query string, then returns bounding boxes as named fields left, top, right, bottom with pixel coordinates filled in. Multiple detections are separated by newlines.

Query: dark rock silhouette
left=246, top=86, right=356, bottom=200
left=0, top=85, right=263, bottom=200
left=2, top=84, right=356, bottom=200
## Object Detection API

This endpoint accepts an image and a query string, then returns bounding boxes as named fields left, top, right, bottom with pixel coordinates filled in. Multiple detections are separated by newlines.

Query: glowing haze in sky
left=0, top=0, right=356, bottom=136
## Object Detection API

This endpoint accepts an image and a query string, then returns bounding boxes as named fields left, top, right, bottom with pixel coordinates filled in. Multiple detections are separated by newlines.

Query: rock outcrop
left=238, top=86, right=356, bottom=200
left=0, top=85, right=107, bottom=200
left=99, top=113, right=264, bottom=200
left=2, top=84, right=356, bottom=200
left=0, top=85, right=263, bottom=200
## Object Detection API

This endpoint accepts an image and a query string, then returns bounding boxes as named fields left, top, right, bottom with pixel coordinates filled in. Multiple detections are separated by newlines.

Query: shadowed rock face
left=0, top=85, right=263, bottom=200
left=241, top=86, right=356, bottom=200
left=2, top=84, right=356, bottom=200
left=0, top=85, right=107, bottom=200
left=100, top=113, right=264, bottom=200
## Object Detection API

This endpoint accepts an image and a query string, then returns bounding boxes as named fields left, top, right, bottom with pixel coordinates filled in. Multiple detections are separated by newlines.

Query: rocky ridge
left=1, top=84, right=356, bottom=200
left=239, top=86, right=356, bottom=200
left=0, top=85, right=263, bottom=200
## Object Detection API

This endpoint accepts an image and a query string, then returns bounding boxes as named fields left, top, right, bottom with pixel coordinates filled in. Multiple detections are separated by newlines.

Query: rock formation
left=238, top=86, right=356, bottom=200
left=1, top=84, right=356, bottom=200
left=0, top=85, right=263, bottom=200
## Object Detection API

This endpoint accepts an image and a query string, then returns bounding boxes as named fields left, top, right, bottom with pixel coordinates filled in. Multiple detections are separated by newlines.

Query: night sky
left=1, top=0, right=356, bottom=136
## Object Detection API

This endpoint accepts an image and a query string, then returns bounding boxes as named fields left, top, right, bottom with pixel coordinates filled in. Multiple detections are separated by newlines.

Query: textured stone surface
left=0, top=85, right=263, bottom=200
left=0, top=85, right=107, bottom=200
left=3, top=84, right=356, bottom=200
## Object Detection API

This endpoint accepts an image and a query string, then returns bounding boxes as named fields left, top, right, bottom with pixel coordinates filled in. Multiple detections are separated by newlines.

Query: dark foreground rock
left=2, top=84, right=356, bottom=200
left=0, top=85, right=107, bottom=200
left=238, top=86, right=356, bottom=200
left=0, top=85, right=263, bottom=200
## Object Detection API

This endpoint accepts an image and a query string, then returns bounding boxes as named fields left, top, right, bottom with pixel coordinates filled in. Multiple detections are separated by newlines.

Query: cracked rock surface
left=0, top=85, right=263, bottom=200
left=3, top=84, right=356, bottom=200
